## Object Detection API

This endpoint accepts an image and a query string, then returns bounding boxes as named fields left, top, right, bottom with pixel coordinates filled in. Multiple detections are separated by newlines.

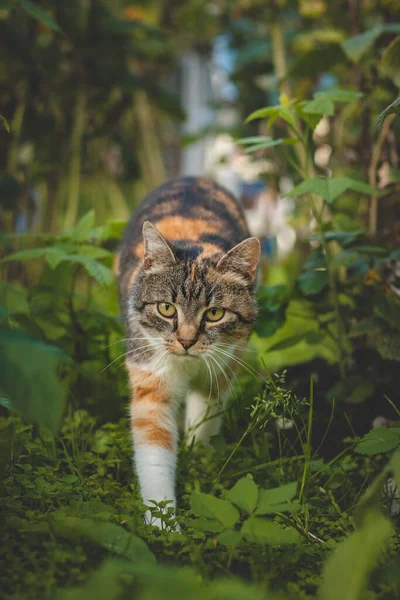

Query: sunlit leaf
left=241, top=517, right=300, bottom=545
left=191, top=492, right=239, bottom=528
left=320, top=509, right=393, bottom=600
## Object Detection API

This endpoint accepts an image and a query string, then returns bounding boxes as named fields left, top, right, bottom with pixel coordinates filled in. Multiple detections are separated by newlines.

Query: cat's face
left=127, top=221, right=260, bottom=362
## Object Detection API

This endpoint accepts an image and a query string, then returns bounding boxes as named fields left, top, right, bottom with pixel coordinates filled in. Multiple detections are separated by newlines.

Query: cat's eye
left=157, top=302, right=177, bottom=318
left=204, top=307, right=225, bottom=322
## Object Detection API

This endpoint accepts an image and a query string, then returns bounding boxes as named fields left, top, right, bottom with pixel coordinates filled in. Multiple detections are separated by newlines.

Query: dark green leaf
left=297, top=270, right=328, bottom=296
left=377, top=97, right=400, bottom=131
left=37, top=518, right=155, bottom=565
left=217, top=529, right=243, bottom=548
left=376, top=332, right=400, bottom=361
left=348, top=316, right=382, bottom=338
left=288, top=44, right=347, bottom=79
left=0, top=328, right=69, bottom=432
left=341, top=26, right=383, bottom=63
left=71, top=211, right=96, bottom=242
left=19, top=0, right=61, bottom=32
left=0, top=115, right=10, bottom=133
left=227, top=476, right=258, bottom=514
left=241, top=517, right=300, bottom=545
left=0, top=282, right=29, bottom=316
left=0, top=421, right=15, bottom=483
left=191, top=492, right=239, bottom=528
left=256, top=482, right=297, bottom=509
left=374, top=295, right=400, bottom=332
left=355, top=428, right=400, bottom=455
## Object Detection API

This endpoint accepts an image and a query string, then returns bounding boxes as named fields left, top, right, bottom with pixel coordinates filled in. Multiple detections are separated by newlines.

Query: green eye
left=157, top=302, right=177, bottom=318
left=204, top=307, right=225, bottom=322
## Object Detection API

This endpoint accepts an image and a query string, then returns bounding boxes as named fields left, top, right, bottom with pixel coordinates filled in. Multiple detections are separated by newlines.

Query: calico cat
left=115, top=176, right=260, bottom=528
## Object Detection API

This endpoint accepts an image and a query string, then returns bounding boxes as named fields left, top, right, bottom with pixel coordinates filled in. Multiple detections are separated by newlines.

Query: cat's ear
left=216, top=237, right=260, bottom=284
left=142, top=221, right=176, bottom=271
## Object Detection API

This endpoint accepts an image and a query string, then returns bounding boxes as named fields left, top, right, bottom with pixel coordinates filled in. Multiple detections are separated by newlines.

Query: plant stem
left=7, top=81, right=27, bottom=174
left=64, top=87, right=86, bottom=229
left=368, top=113, right=396, bottom=237
left=299, top=376, right=314, bottom=510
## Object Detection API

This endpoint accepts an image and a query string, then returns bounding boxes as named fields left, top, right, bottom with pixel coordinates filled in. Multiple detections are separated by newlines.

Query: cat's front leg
left=128, top=366, right=178, bottom=529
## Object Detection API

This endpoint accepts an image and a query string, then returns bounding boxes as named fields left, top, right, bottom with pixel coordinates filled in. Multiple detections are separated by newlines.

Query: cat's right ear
left=142, top=221, right=176, bottom=271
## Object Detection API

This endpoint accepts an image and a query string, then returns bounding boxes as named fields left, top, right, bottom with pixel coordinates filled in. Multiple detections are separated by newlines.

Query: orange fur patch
left=190, top=263, right=196, bottom=281
left=155, top=216, right=221, bottom=242
left=198, top=243, right=223, bottom=259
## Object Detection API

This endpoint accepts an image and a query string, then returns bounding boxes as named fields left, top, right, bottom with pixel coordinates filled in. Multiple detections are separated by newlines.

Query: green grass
left=1, top=373, right=399, bottom=600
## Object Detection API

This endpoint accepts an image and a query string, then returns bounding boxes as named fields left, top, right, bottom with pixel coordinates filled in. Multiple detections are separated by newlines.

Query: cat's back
left=116, top=176, right=250, bottom=292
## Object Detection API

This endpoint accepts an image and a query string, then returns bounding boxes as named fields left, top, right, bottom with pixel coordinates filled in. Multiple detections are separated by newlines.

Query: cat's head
left=127, top=221, right=260, bottom=362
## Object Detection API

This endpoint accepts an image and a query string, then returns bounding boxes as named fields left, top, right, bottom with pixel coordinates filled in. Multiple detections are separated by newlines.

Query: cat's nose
left=178, top=338, right=196, bottom=350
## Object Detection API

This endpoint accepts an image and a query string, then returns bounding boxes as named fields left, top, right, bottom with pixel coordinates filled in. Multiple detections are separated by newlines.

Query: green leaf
left=330, top=249, right=359, bottom=271
left=327, top=376, right=375, bottom=404
left=0, top=282, right=29, bottom=316
left=0, top=328, right=69, bottom=432
left=0, top=421, right=15, bottom=483
left=191, top=492, right=239, bottom=528
left=377, top=97, right=400, bottom=131
left=297, top=270, right=328, bottom=296
left=19, top=0, right=61, bottom=32
left=287, top=177, right=377, bottom=204
left=31, top=518, right=155, bottom=565
left=348, top=316, right=382, bottom=338
left=227, top=476, right=258, bottom=514
left=246, top=104, right=296, bottom=127
left=2, top=247, right=68, bottom=268
left=256, top=482, right=297, bottom=508
left=76, top=246, right=114, bottom=260
left=319, top=509, right=393, bottom=600
left=374, top=295, right=400, bottom=332
left=0, top=114, right=10, bottom=133
left=187, top=518, right=225, bottom=533
left=302, top=94, right=334, bottom=116
left=71, top=210, right=96, bottom=242
left=241, top=517, right=300, bottom=545
left=217, top=529, right=243, bottom=549
left=379, top=36, right=400, bottom=86
left=376, top=332, right=400, bottom=361
left=355, top=428, right=400, bottom=455
left=354, top=467, right=391, bottom=528
left=59, top=256, right=114, bottom=286
left=341, top=26, right=383, bottom=63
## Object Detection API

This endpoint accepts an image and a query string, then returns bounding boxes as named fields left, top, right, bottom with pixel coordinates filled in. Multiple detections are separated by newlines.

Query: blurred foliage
left=1, top=0, right=400, bottom=599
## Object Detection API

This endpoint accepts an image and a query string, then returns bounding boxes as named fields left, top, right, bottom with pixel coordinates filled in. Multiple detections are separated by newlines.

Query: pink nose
left=178, top=338, right=196, bottom=350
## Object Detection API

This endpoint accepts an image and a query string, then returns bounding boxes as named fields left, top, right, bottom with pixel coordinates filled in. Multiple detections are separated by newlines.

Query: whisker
left=211, top=349, right=242, bottom=401
left=207, top=354, right=220, bottom=402
left=208, top=352, right=235, bottom=404
left=213, top=347, right=260, bottom=380
left=201, top=355, right=214, bottom=403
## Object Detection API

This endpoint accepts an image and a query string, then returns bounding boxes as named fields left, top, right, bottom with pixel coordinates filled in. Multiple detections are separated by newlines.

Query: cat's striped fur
left=116, top=176, right=260, bottom=528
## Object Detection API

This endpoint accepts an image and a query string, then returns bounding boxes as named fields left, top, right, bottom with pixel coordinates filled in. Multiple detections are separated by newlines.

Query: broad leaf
left=297, top=270, right=328, bottom=296
left=348, top=317, right=382, bottom=338
left=191, top=492, right=239, bottom=528
left=241, top=517, right=300, bottom=545
left=0, top=328, right=69, bottom=432
left=59, top=256, right=114, bottom=286
left=256, top=482, right=297, bottom=509
left=376, top=333, right=400, bottom=361
left=287, top=177, right=376, bottom=204
left=71, top=210, right=96, bottom=242
left=341, top=26, right=383, bottom=63
left=355, top=428, right=400, bottom=455
left=319, top=509, right=393, bottom=600
left=30, top=518, right=155, bottom=565
left=0, top=282, right=29, bottom=316
left=187, top=518, right=225, bottom=533
left=374, top=295, right=400, bottom=332
left=3, top=247, right=68, bottom=269
left=246, top=104, right=296, bottom=127
left=227, top=476, right=258, bottom=514
left=216, top=529, right=243, bottom=549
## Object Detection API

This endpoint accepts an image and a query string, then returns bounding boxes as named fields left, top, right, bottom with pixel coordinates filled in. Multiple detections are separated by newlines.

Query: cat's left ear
left=217, top=237, right=260, bottom=284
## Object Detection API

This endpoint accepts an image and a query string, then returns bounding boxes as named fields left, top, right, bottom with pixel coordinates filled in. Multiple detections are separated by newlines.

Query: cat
left=115, top=176, right=260, bottom=528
